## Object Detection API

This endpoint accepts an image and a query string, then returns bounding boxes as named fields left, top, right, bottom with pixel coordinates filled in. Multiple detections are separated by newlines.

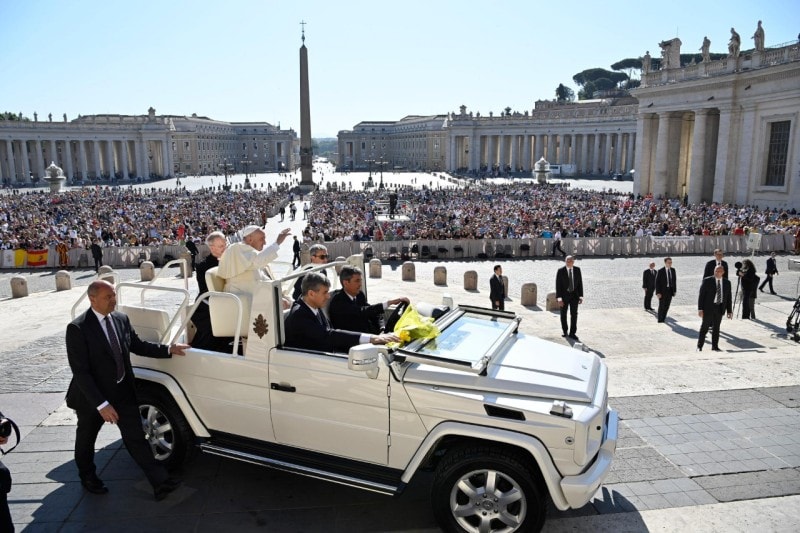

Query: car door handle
left=270, top=383, right=296, bottom=393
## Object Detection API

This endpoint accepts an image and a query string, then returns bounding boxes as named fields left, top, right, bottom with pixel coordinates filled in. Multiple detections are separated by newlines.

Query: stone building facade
left=0, top=108, right=298, bottom=184
left=633, top=41, right=800, bottom=209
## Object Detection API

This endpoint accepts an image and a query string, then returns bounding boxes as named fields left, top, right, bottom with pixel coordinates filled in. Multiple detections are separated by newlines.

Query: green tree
left=578, top=81, right=596, bottom=100
left=611, top=58, right=642, bottom=80
left=1, top=111, right=28, bottom=121
left=555, top=83, right=575, bottom=102
left=572, top=68, right=627, bottom=87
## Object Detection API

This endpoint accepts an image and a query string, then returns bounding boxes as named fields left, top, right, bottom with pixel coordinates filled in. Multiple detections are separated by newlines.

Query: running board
left=199, top=443, right=403, bottom=496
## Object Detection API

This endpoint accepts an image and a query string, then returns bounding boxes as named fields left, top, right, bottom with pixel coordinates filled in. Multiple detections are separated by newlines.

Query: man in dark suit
left=284, top=273, right=398, bottom=352
left=90, top=239, right=103, bottom=272
left=655, top=257, right=677, bottom=323
left=642, top=261, right=657, bottom=311
left=759, top=252, right=778, bottom=294
left=292, top=244, right=328, bottom=300
left=703, top=249, right=729, bottom=279
left=329, top=266, right=409, bottom=333
left=489, top=265, right=505, bottom=311
left=555, top=255, right=584, bottom=340
left=66, top=280, right=189, bottom=500
left=192, top=231, right=234, bottom=352
left=697, top=265, right=732, bottom=351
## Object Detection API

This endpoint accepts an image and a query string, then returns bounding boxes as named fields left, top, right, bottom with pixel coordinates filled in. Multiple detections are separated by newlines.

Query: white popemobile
left=77, top=255, right=617, bottom=533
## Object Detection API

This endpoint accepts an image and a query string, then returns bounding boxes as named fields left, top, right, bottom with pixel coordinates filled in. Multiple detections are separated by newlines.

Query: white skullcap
left=241, top=225, right=264, bottom=237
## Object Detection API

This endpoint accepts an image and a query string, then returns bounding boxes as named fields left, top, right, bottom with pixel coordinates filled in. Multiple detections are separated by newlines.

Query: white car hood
left=401, top=334, right=601, bottom=403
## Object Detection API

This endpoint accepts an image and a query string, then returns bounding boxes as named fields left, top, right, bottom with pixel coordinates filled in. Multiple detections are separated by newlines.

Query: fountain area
left=44, top=161, right=67, bottom=192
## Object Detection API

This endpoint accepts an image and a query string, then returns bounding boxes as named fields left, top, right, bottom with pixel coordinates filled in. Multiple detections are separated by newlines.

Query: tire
left=137, top=384, right=194, bottom=470
left=431, top=446, right=546, bottom=533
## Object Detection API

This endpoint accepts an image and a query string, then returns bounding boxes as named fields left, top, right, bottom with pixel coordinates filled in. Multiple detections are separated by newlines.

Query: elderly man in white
left=217, top=224, right=292, bottom=294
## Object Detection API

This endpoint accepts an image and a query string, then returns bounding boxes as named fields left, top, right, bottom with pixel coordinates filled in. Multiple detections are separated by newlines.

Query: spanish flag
left=27, top=249, right=48, bottom=267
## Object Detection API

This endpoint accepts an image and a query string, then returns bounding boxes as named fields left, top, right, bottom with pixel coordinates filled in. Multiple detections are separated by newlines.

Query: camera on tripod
left=0, top=414, right=13, bottom=439
left=787, top=296, right=800, bottom=342
left=734, top=261, right=744, bottom=276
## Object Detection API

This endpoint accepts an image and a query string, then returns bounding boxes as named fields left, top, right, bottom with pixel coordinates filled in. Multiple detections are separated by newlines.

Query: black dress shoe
left=569, top=334, right=579, bottom=341
left=561, top=332, right=568, bottom=337
left=154, top=477, right=182, bottom=501
left=711, top=347, right=722, bottom=352
left=81, top=477, right=108, bottom=495
left=696, top=346, right=703, bottom=352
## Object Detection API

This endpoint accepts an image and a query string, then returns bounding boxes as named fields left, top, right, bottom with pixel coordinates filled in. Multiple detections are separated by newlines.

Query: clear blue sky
left=0, top=0, right=796, bottom=137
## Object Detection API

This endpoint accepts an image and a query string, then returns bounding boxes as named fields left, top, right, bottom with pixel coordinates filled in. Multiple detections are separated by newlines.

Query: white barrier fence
left=0, top=234, right=793, bottom=269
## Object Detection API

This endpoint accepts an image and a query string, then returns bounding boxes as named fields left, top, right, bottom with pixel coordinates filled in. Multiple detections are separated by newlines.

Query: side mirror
left=348, top=344, right=380, bottom=379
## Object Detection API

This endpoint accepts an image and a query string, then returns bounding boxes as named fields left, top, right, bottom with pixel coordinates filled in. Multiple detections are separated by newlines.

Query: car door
left=268, top=347, right=389, bottom=465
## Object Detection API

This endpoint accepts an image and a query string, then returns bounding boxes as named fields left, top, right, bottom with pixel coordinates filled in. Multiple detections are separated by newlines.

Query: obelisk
left=299, top=22, right=314, bottom=189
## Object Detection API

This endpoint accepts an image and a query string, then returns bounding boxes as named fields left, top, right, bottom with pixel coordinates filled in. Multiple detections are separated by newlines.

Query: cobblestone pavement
left=2, top=248, right=800, bottom=531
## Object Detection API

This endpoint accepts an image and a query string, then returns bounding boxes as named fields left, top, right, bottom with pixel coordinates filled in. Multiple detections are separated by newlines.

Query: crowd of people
left=2, top=183, right=800, bottom=255
left=303, top=184, right=800, bottom=243
left=0, top=186, right=287, bottom=251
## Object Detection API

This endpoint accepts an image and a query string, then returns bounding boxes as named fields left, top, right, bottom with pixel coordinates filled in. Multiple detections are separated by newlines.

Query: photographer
left=738, top=259, right=759, bottom=320
left=1, top=411, right=19, bottom=533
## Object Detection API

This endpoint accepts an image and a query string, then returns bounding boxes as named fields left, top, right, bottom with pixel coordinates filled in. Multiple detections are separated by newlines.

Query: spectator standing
left=555, top=255, right=583, bottom=340
left=759, top=252, right=778, bottom=294
left=90, top=239, right=103, bottom=272
left=642, top=261, right=657, bottom=311
left=738, top=259, right=758, bottom=319
left=703, top=249, right=729, bottom=279
left=551, top=230, right=566, bottom=257
left=697, top=265, right=732, bottom=352
left=292, top=244, right=328, bottom=300
left=489, top=265, right=505, bottom=311
left=292, top=236, right=301, bottom=269
left=655, top=257, right=677, bottom=323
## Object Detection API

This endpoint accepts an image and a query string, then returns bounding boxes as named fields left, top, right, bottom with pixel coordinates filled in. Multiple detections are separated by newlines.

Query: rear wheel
left=137, top=384, right=194, bottom=469
left=431, top=446, right=546, bottom=533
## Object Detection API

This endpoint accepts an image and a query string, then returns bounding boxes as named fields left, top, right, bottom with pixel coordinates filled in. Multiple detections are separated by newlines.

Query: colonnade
left=0, top=137, right=171, bottom=184
left=636, top=108, right=723, bottom=204
left=449, top=131, right=636, bottom=175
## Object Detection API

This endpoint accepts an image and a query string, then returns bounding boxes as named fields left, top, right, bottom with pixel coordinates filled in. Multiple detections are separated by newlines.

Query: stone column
left=78, top=140, right=88, bottom=180
left=34, top=139, right=45, bottom=179
left=510, top=135, right=519, bottom=171
left=535, top=134, right=545, bottom=160
left=579, top=134, right=588, bottom=174
left=498, top=134, right=506, bottom=171
left=712, top=107, right=733, bottom=204
left=49, top=139, right=57, bottom=166
left=626, top=132, right=636, bottom=172
left=161, top=139, right=170, bottom=177
left=106, top=140, right=115, bottom=178
left=449, top=135, right=456, bottom=171
left=487, top=135, right=496, bottom=170
left=120, top=140, right=129, bottom=179
left=521, top=134, right=531, bottom=171
left=92, top=140, right=102, bottom=179
left=64, top=140, right=74, bottom=180
left=687, top=110, right=709, bottom=205
left=5, top=140, right=16, bottom=183
left=614, top=133, right=623, bottom=173
left=652, top=113, right=677, bottom=198
left=547, top=134, right=557, bottom=162
left=20, top=140, right=31, bottom=183
left=592, top=134, right=601, bottom=175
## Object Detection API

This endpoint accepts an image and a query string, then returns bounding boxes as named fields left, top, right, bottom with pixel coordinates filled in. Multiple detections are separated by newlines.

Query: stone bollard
left=521, top=283, right=538, bottom=306
left=502, top=275, right=509, bottom=298
left=442, top=293, right=454, bottom=308
left=98, top=265, right=115, bottom=285
left=402, top=261, right=416, bottom=281
left=546, top=292, right=559, bottom=311
left=334, top=256, right=347, bottom=275
left=180, top=252, right=193, bottom=278
left=433, top=266, right=447, bottom=286
left=369, top=258, right=382, bottom=278
left=300, top=243, right=311, bottom=266
left=10, top=276, right=28, bottom=298
left=140, top=261, right=155, bottom=282
left=55, top=270, right=72, bottom=292
left=464, top=270, right=478, bottom=291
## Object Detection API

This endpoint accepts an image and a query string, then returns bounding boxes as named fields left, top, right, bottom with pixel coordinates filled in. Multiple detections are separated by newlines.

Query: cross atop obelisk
left=299, top=20, right=314, bottom=189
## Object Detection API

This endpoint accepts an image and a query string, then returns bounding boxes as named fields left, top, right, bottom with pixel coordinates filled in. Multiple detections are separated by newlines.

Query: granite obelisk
left=299, top=22, right=314, bottom=188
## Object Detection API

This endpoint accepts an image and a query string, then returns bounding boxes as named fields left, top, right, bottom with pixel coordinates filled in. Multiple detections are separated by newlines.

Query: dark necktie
left=104, top=316, right=125, bottom=383
left=716, top=280, right=722, bottom=304
left=568, top=269, right=574, bottom=292
left=667, top=269, right=671, bottom=288
left=317, top=311, right=327, bottom=328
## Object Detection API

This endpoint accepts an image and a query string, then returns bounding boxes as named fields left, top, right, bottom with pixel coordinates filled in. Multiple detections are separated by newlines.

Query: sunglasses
left=315, top=254, right=328, bottom=259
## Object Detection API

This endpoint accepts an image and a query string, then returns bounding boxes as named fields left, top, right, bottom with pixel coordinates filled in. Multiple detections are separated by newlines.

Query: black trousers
left=0, top=461, right=12, bottom=533
left=644, top=288, right=654, bottom=309
left=74, top=384, right=168, bottom=489
left=559, top=294, right=579, bottom=335
left=657, top=293, right=673, bottom=322
left=698, top=304, right=725, bottom=348
left=741, top=290, right=756, bottom=319
left=759, top=274, right=774, bottom=293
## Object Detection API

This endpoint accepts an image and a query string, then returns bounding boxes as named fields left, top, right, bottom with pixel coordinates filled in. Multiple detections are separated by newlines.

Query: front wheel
left=137, top=385, right=194, bottom=469
left=431, top=446, right=546, bottom=533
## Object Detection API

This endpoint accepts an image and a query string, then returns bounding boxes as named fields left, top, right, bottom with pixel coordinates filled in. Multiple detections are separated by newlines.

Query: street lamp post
left=219, top=159, right=233, bottom=191
left=377, top=156, right=387, bottom=189
left=364, top=158, right=375, bottom=188
left=241, top=159, right=252, bottom=178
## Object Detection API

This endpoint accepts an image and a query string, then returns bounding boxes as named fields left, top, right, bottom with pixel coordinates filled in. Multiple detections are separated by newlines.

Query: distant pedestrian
left=279, top=204, right=285, bottom=222
left=292, top=236, right=301, bottom=269
left=489, top=265, right=505, bottom=311
left=655, top=257, right=676, bottom=323
left=551, top=230, right=566, bottom=257
left=56, top=240, right=70, bottom=268
left=90, top=239, right=103, bottom=272
left=642, top=261, right=657, bottom=311
left=759, top=252, right=778, bottom=294
left=697, top=265, right=732, bottom=352
left=290, top=202, right=297, bottom=221
left=703, top=248, right=729, bottom=279
left=185, top=238, right=198, bottom=271
left=303, top=202, right=309, bottom=220
left=555, top=255, right=583, bottom=340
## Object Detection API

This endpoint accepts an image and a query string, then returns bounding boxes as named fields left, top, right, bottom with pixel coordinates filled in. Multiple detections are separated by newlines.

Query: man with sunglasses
left=292, top=244, right=329, bottom=300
